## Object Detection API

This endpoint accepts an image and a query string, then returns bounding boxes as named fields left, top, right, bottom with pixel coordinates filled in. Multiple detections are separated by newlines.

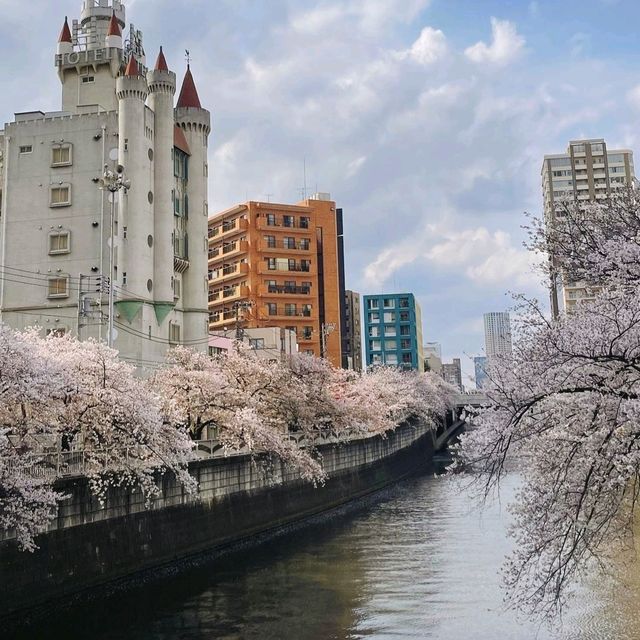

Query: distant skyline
left=2, top=1, right=640, bottom=381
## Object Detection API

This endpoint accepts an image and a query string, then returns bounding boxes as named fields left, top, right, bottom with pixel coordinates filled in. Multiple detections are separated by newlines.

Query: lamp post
left=98, top=164, right=130, bottom=348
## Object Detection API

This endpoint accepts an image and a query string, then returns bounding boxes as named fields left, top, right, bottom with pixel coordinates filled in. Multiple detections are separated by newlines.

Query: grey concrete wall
left=0, top=422, right=433, bottom=620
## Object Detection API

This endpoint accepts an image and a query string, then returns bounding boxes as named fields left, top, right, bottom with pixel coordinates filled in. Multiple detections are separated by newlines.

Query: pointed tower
left=116, top=56, right=152, bottom=307
left=105, top=11, right=123, bottom=49
left=147, top=48, right=177, bottom=321
left=57, top=17, right=73, bottom=56
left=175, top=63, right=211, bottom=350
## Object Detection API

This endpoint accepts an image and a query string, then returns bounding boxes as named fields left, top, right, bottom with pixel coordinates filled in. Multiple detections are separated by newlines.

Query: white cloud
left=396, top=26, right=448, bottom=65
left=346, top=155, right=367, bottom=177
left=465, top=17, right=525, bottom=66
left=627, top=85, right=640, bottom=110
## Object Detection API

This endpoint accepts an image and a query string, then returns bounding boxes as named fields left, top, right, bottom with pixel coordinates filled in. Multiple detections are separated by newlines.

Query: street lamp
left=98, top=164, right=130, bottom=348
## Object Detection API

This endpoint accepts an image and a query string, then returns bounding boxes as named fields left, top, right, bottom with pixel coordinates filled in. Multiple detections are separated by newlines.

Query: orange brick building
left=207, top=196, right=345, bottom=367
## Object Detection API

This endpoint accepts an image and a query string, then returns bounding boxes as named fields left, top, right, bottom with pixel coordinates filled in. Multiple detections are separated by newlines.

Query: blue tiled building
left=363, top=293, right=424, bottom=371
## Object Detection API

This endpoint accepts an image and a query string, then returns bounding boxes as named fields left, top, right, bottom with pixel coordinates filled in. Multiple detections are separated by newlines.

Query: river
left=10, top=467, right=640, bottom=639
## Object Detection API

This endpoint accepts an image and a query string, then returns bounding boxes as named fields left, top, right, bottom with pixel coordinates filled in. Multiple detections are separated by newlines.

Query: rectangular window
left=300, top=217, right=310, bottom=229
left=265, top=235, right=276, bottom=248
left=284, top=237, right=296, bottom=249
left=267, top=257, right=276, bottom=270
left=383, top=298, right=394, bottom=308
left=301, top=260, right=311, bottom=272
left=401, top=339, right=411, bottom=349
left=283, top=215, right=294, bottom=228
left=122, top=272, right=127, bottom=286
left=48, top=231, right=70, bottom=255
left=299, top=238, right=310, bottom=250
left=19, top=145, right=33, bottom=154
left=267, top=213, right=276, bottom=226
left=169, top=322, right=181, bottom=345
left=402, top=353, right=412, bottom=364
left=302, top=326, right=313, bottom=340
left=398, top=298, right=409, bottom=308
left=385, top=340, right=397, bottom=350
left=369, top=326, right=380, bottom=337
left=249, top=338, right=265, bottom=349
left=384, top=325, right=396, bottom=337
left=400, top=311, right=409, bottom=322
left=383, top=312, right=395, bottom=323
left=285, top=303, right=297, bottom=316
left=50, top=185, right=71, bottom=207
left=173, top=278, right=181, bottom=300
left=288, top=258, right=296, bottom=271
left=301, top=304, right=312, bottom=317
left=81, top=75, right=94, bottom=84
left=47, top=276, right=69, bottom=298
left=267, top=303, right=277, bottom=315
left=370, top=339, right=381, bottom=351
left=386, top=353, right=398, bottom=365
left=367, top=299, right=379, bottom=310
left=369, top=312, right=380, bottom=323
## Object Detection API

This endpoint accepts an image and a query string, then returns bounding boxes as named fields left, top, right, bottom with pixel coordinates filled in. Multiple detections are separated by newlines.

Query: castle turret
left=57, top=17, right=73, bottom=56
left=175, top=64, right=211, bottom=349
left=147, top=48, right=176, bottom=314
left=116, top=56, right=153, bottom=306
left=105, top=11, right=123, bottom=50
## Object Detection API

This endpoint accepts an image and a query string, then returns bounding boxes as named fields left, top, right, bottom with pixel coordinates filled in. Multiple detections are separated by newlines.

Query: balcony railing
left=209, top=218, right=249, bottom=240
left=268, top=285, right=311, bottom=295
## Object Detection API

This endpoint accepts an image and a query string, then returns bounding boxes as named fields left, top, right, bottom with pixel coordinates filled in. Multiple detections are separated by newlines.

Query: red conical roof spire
left=58, top=16, right=72, bottom=43
left=107, top=11, right=121, bottom=37
left=177, top=65, right=202, bottom=109
left=155, top=46, right=169, bottom=72
left=124, top=55, right=140, bottom=77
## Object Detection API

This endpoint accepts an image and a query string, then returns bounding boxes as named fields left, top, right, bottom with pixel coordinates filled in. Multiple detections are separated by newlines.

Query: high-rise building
left=363, top=293, right=424, bottom=371
left=542, top=139, right=635, bottom=315
left=442, top=358, right=463, bottom=390
left=342, top=290, right=362, bottom=371
left=207, top=195, right=344, bottom=367
left=424, top=342, right=443, bottom=375
left=474, top=356, right=488, bottom=389
left=0, top=1, right=210, bottom=365
left=484, top=312, right=512, bottom=358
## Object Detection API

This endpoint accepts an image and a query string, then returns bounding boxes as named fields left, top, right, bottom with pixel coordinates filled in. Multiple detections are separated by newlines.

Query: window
left=398, top=298, right=409, bottom=308
left=301, top=281, right=312, bottom=293
left=50, top=185, right=71, bottom=207
left=299, top=238, right=310, bottom=250
left=267, top=303, right=277, bottom=315
left=384, top=325, right=396, bottom=337
left=400, top=311, right=409, bottom=322
left=173, top=278, right=181, bottom=300
left=284, top=237, right=296, bottom=249
left=285, top=303, right=297, bottom=316
left=401, top=339, right=411, bottom=349
left=47, top=275, right=69, bottom=298
left=367, top=299, right=379, bottom=310
left=301, top=304, right=312, bottom=317
left=249, top=338, right=265, bottom=349
left=284, top=280, right=296, bottom=291
left=369, top=312, right=380, bottom=323
left=402, top=353, right=412, bottom=364
left=267, top=213, right=276, bottom=226
left=372, top=354, right=382, bottom=364
left=386, top=353, right=398, bottom=365
left=288, top=258, right=296, bottom=271
left=385, top=340, right=397, bottom=350
left=370, top=339, right=381, bottom=351
left=302, top=326, right=313, bottom=340
left=46, top=328, right=67, bottom=337
left=19, top=145, right=33, bottom=154
left=267, top=257, right=276, bottom=270
left=283, top=215, right=294, bottom=228
left=169, top=322, right=181, bottom=345
left=265, top=235, right=276, bottom=248
left=383, top=312, right=395, bottom=323
left=81, top=75, right=95, bottom=84
left=301, top=260, right=311, bottom=272
left=122, top=272, right=127, bottom=286
left=383, top=298, right=394, bottom=308
left=369, top=326, right=380, bottom=337
left=300, top=217, right=310, bottom=229
left=48, top=230, right=70, bottom=255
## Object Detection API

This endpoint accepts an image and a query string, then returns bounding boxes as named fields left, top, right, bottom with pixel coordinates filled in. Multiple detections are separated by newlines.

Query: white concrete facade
left=0, top=0, right=211, bottom=367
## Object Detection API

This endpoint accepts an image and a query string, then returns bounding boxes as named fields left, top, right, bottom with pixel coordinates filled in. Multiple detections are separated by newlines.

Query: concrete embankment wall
left=0, top=422, right=434, bottom=619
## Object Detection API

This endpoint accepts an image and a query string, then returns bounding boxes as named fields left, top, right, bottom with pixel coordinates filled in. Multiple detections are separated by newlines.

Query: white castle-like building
left=0, top=0, right=211, bottom=365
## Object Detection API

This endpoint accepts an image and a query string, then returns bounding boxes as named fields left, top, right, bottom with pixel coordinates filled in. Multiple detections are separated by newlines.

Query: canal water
left=11, top=467, right=640, bottom=639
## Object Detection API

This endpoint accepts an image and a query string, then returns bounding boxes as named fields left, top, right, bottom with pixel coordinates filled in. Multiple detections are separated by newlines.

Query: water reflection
left=9, top=471, right=640, bottom=639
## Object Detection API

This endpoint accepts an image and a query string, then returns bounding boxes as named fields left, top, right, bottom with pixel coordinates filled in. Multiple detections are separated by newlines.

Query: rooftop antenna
left=185, top=49, right=191, bottom=65
left=265, top=193, right=273, bottom=203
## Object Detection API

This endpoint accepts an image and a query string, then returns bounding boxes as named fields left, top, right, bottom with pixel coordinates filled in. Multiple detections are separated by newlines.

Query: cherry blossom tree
left=458, top=188, right=640, bottom=618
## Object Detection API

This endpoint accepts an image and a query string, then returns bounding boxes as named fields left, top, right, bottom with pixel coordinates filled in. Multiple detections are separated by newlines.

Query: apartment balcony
left=208, top=218, right=249, bottom=241
left=298, top=331, right=315, bottom=343
left=208, top=240, right=249, bottom=263
left=209, top=312, right=237, bottom=329
left=209, top=285, right=250, bottom=304
left=209, top=262, right=249, bottom=284
left=256, top=218, right=312, bottom=234
left=259, top=307, right=316, bottom=321
left=257, top=262, right=314, bottom=276
left=258, top=284, right=312, bottom=296
left=260, top=240, right=312, bottom=253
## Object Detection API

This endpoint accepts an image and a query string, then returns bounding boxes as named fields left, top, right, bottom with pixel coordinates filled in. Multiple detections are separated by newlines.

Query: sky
left=2, top=0, right=640, bottom=383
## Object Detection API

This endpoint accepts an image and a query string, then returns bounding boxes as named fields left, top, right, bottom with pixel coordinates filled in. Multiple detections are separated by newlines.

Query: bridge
left=433, top=391, right=488, bottom=452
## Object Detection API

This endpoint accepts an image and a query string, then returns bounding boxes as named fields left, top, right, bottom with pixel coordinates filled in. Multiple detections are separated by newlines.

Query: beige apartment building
left=0, top=1, right=210, bottom=366
left=542, top=138, right=634, bottom=315
left=207, top=196, right=345, bottom=368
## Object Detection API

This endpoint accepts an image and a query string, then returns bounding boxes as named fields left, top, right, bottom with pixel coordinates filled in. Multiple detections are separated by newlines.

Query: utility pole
left=98, top=164, right=130, bottom=348
left=320, top=322, right=336, bottom=360
left=233, top=300, right=253, bottom=341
